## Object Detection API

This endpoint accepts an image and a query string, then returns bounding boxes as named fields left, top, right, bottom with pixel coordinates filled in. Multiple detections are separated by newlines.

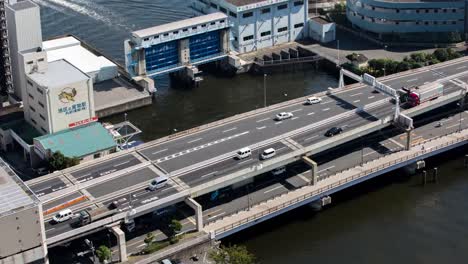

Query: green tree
left=397, top=61, right=411, bottom=72
left=49, top=151, right=80, bottom=171
left=144, top=232, right=155, bottom=245
left=169, top=219, right=182, bottom=236
left=95, top=245, right=111, bottom=263
left=433, top=48, right=449, bottom=62
left=410, top=52, right=427, bottom=63
left=210, top=245, right=256, bottom=264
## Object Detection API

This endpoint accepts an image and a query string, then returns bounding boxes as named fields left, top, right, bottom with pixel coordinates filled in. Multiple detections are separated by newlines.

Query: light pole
left=84, top=239, right=96, bottom=263
left=337, top=40, right=340, bottom=66
left=263, top=73, right=267, bottom=108
left=124, top=112, right=128, bottom=147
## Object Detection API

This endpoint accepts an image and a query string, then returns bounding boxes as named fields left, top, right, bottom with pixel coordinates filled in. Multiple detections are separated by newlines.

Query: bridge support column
left=338, top=69, right=345, bottom=88
left=302, top=156, right=318, bottom=185
left=186, top=198, right=203, bottom=232
left=110, top=226, right=128, bottom=263
left=405, top=128, right=413, bottom=151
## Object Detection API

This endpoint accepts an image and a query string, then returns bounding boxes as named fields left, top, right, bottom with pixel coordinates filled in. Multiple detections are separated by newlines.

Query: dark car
left=325, top=127, right=343, bottom=137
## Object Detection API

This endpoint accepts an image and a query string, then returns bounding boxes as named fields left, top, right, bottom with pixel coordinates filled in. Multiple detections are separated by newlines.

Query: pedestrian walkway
left=204, top=128, right=468, bottom=236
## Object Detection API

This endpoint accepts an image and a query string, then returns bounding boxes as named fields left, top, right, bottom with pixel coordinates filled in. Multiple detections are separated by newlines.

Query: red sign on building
left=69, top=116, right=98, bottom=128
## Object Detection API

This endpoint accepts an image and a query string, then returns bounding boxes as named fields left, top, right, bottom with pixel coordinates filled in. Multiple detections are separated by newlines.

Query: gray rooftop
left=133, top=12, right=228, bottom=39
left=28, top=59, right=90, bottom=88
left=8, top=0, right=38, bottom=11
left=0, top=158, right=38, bottom=217
left=224, top=0, right=271, bottom=6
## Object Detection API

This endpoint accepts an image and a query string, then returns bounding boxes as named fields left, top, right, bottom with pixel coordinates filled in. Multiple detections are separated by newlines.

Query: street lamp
left=263, top=74, right=267, bottom=108
left=337, top=40, right=340, bottom=67
left=84, top=239, right=96, bottom=263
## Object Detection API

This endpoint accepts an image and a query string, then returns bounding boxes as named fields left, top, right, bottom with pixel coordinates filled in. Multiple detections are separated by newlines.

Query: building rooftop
left=28, top=59, right=90, bottom=89
left=133, top=12, right=227, bottom=39
left=224, top=0, right=274, bottom=7
left=0, top=112, right=41, bottom=145
left=8, top=0, right=38, bottom=11
left=311, top=17, right=332, bottom=25
left=0, top=157, right=38, bottom=217
left=42, top=36, right=117, bottom=80
left=34, top=122, right=117, bottom=158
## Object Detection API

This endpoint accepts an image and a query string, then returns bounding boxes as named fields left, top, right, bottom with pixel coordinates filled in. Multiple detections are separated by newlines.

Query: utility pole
left=263, top=74, right=267, bottom=108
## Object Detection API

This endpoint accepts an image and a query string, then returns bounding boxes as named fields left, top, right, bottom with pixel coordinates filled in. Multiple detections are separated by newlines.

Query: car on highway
left=305, top=96, right=322, bottom=105
left=272, top=166, right=286, bottom=175
left=148, top=176, right=168, bottom=191
left=325, top=126, right=343, bottom=137
left=275, top=112, right=293, bottom=121
left=52, top=209, right=73, bottom=223
left=260, top=148, right=276, bottom=160
left=236, top=147, right=252, bottom=159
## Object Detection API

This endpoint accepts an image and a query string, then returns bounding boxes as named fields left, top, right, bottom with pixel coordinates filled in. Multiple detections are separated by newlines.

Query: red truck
left=403, top=82, right=444, bottom=107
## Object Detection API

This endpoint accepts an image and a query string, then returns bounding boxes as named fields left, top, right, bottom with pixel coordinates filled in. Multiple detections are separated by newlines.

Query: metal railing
left=255, top=55, right=322, bottom=66
left=213, top=130, right=468, bottom=236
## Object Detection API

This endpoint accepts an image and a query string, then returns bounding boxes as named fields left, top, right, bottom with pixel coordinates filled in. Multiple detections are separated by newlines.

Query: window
left=31, top=118, right=37, bottom=125
left=210, top=3, right=217, bottom=9
left=40, top=114, right=45, bottom=121
left=278, top=4, right=288, bottom=10
left=220, top=19, right=225, bottom=23
left=261, top=8, right=270, bottom=14
left=278, top=26, right=288, bottom=32
left=28, top=93, right=34, bottom=100
left=210, top=22, right=216, bottom=25
left=220, top=7, right=227, bottom=13
left=30, top=106, right=36, bottom=112
left=41, top=127, right=47, bottom=133
left=27, top=61, right=33, bottom=65
left=38, top=101, right=44, bottom=108
left=183, top=28, right=188, bottom=32
left=173, top=31, right=178, bottom=35
left=27, top=80, right=33, bottom=87
left=38, top=58, right=44, bottom=62
left=243, top=12, right=253, bottom=18
left=294, top=1, right=303, bottom=6
left=229, top=11, right=237, bottom=18
left=192, top=26, right=197, bottom=30
left=201, top=24, right=207, bottom=27
left=154, top=35, right=159, bottom=38
left=243, top=35, right=254, bottom=41
left=163, top=33, right=169, bottom=37
left=261, top=31, right=271, bottom=37
left=294, top=23, right=304, bottom=28
left=144, top=38, right=149, bottom=41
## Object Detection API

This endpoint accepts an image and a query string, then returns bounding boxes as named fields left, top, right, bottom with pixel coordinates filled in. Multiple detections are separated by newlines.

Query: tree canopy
left=210, top=245, right=256, bottom=264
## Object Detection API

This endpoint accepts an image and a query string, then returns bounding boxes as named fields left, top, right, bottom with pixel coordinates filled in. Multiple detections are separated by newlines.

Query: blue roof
left=35, top=122, right=116, bottom=158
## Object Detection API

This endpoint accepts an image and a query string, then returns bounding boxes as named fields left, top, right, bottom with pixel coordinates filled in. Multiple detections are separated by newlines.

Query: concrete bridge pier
left=186, top=198, right=203, bottom=232
left=406, top=128, right=413, bottom=150
left=302, top=156, right=318, bottom=185
left=110, top=225, right=128, bottom=263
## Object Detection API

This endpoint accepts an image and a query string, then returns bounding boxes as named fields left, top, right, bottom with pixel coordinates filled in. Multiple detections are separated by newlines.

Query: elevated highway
left=25, top=57, right=468, bottom=246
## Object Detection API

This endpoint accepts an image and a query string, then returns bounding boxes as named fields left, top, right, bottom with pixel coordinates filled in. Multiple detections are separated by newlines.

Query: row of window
left=27, top=80, right=43, bottom=95
left=142, top=20, right=226, bottom=42
left=30, top=118, right=47, bottom=133
left=205, top=0, right=304, bottom=19
left=350, top=10, right=463, bottom=25
left=362, top=4, right=461, bottom=14
left=242, top=23, right=304, bottom=41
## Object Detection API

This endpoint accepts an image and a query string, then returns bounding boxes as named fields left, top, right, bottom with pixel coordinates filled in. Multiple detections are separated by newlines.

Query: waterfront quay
left=21, top=56, right=467, bottom=262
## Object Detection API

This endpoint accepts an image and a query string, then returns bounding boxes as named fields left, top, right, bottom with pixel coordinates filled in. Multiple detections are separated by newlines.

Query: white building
left=25, top=58, right=95, bottom=134
left=6, top=0, right=42, bottom=100
left=309, top=16, right=335, bottom=43
left=193, top=0, right=309, bottom=53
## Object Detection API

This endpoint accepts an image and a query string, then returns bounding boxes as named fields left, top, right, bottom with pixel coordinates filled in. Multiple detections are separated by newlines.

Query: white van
left=148, top=176, right=168, bottom=191
left=52, top=209, right=73, bottom=223
left=260, top=148, right=276, bottom=160
left=236, top=147, right=252, bottom=160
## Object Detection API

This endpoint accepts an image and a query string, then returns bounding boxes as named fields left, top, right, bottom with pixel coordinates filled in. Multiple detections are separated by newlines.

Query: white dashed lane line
left=152, top=148, right=168, bottom=155
left=291, top=108, right=303, bottom=113
left=256, top=118, right=270, bottom=123
left=257, top=126, right=266, bottom=130
left=222, top=127, right=237, bottom=133
left=307, top=112, right=315, bottom=116
left=187, top=138, right=203, bottom=144
left=350, top=92, right=363, bottom=97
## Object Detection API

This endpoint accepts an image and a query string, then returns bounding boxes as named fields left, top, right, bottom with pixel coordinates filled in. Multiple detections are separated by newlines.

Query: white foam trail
left=42, top=0, right=113, bottom=26
left=68, top=0, right=131, bottom=30
left=32, top=0, right=66, bottom=12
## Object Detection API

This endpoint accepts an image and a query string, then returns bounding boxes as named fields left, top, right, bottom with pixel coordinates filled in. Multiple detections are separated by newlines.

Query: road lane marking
left=136, top=244, right=146, bottom=249
left=114, top=160, right=131, bottom=167
left=304, top=135, right=318, bottom=141
left=46, top=228, right=55, bottom=232
left=238, top=159, right=252, bottom=165
left=222, top=127, right=237, bottom=133
left=275, top=121, right=283, bottom=125
left=152, top=148, right=168, bottom=155
left=446, top=123, right=460, bottom=129
left=201, top=171, right=218, bottom=178
left=457, top=66, right=467, bottom=70
left=291, top=117, right=299, bottom=120
left=264, top=186, right=283, bottom=194
left=388, top=138, right=405, bottom=148
left=323, top=108, right=330, bottom=112
left=368, top=96, right=375, bottom=99
left=187, top=138, right=203, bottom=144
left=364, top=150, right=377, bottom=157
left=307, top=112, right=315, bottom=116
left=322, top=101, right=333, bottom=105
left=350, top=92, right=363, bottom=97
left=291, top=108, right=303, bottom=113
left=353, top=100, right=361, bottom=103
left=407, top=78, right=418, bottom=82
left=318, top=165, right=335, bottom=173
left=208, top=212, right=225, bottom=220
left=257, top=126, right=266, bottom=130
left=256, top=118, right=269, bottom=123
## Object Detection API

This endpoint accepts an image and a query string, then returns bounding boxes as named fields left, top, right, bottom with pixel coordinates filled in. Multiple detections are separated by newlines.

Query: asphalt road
left=28, top=178, right=68, bottom=197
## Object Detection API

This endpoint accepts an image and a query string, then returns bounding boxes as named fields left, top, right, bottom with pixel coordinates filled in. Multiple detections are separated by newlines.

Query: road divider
left=44, top=195, right=88, bottom=216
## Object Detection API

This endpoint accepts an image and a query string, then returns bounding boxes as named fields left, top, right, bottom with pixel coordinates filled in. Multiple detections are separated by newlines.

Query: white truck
left=404, top=82, right=444, bottom=107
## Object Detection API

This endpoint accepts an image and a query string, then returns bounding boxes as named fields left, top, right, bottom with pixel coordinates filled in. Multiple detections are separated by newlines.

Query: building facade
left=0, top=0, right=12, bottom=97
left=346, top=0, right=466, bottom=41
left=25, top=58, right=95, bottom=134
left=6, top=0, right=42, bottom=99
left=192, top=0, right=309, bottom=53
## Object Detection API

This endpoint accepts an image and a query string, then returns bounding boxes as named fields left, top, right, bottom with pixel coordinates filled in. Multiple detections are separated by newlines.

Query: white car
left=275, top=112, right=293, bottom=121
left=306, top=96, right=322, bottom=105
left=260, top=148, right=276, bottom=160
left=272, top=166, right=286, bottom=175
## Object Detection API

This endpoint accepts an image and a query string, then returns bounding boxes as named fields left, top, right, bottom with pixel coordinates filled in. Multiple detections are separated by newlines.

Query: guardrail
left=254, top=55, right=322, bottom=66
left=212, top=130, right=468, bottom=236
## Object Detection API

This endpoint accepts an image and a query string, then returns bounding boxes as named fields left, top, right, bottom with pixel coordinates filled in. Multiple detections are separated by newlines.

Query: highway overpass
left=25, top=57, right=468, bottom=248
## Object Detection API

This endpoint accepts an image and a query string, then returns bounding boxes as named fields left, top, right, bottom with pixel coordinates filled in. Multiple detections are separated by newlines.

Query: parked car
left=325, top=127, right=343, bottom=137
left=275, top=112, right=293, bottom=121
left=306, top=96, right=322, bottom=105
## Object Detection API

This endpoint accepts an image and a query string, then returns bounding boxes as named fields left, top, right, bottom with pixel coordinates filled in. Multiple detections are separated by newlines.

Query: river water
left=36, top=1, right=468, bottom=263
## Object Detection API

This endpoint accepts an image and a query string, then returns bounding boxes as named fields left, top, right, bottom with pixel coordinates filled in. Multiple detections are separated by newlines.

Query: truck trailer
left=404, top=82, right=444, bottom=107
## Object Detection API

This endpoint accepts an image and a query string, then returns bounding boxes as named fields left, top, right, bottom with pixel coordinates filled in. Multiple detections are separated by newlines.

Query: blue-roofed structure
left=33, top=122, right=117, bottom=161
